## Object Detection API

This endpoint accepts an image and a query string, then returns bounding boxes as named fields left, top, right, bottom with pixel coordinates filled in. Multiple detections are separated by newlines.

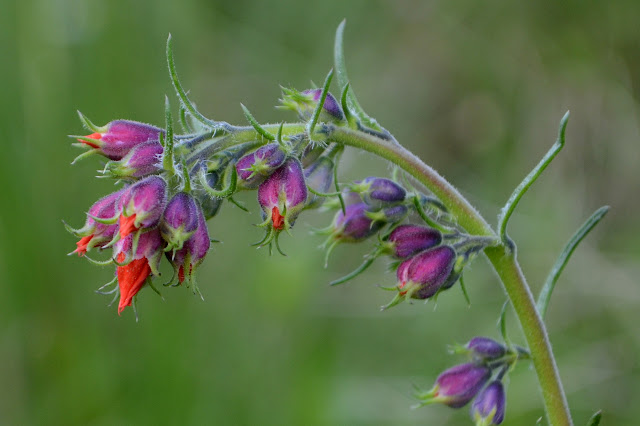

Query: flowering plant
left=66, top=21, right=607, bottom=426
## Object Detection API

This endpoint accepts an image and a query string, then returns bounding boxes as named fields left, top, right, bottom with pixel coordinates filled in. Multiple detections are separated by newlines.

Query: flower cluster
left=414, top=336, right=528, bottom=425
left=67, top=119, right=211, bottom=316
left=67, top=80, right=496, bottom=320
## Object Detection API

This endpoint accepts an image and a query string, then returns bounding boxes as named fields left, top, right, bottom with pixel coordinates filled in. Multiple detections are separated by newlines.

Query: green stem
left=189, top=122, right=573, bottom=424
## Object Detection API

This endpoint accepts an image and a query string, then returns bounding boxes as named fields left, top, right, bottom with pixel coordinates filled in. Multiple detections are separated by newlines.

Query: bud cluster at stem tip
left=414, top=336, right=523, bottom=425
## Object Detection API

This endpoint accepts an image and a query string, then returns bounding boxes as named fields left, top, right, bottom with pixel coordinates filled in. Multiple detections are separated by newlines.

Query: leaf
left=307, top=68, right=334, bottom=136
left=498, top=111, right=570, bottom=243
left=536, top=206, right=609, bottom=318
left=333, top=20, right=382, bottom=131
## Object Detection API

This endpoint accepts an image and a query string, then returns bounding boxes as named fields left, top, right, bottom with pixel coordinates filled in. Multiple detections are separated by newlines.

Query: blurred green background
left=1, top=0, right=638, bottom=424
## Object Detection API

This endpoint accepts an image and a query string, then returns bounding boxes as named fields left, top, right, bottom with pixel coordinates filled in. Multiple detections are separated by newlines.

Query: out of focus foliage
left=1, top=0, right=638, bottom=424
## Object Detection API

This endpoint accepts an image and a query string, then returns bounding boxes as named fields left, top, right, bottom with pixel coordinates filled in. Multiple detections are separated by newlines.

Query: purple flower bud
left=466, top=337, right=507, bottom=361
left=418, top=363, right=491, bottom=409
left=194, top=172, right=222, bottom=220
left=119, top=176, right=168, bottom=238
left=352, top=177, right=406, bottom=209
left=366, top=204, right=409, bottom=224
left=167, top=205, right=210, bottom=285
left=236, top=143, right=286, bottom=189
left=387, top=224, right=442, bottom=259
left=78, top=119, right=163, bottom=160
left=304, top=156, right=334, bottom=209
left=280, top=87, right=345, bottom=122
left=332, top=203, right=384, bottom=243
left=257, top=159, right=308, bottom=232
left=470, top=381, right=506, bottom=425
left=161, top=192, right=199, bottom=251
left=302, top=89, right=345, bottom=121
left=70, top=188, right=125, bottom=256
left=103, top=141, right=163, bottom=178
left=397, top=245, right=456, bottom=299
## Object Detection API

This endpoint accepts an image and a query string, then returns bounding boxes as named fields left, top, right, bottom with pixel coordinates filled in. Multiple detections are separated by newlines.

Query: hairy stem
left=202, top=122, right=573, bottom=425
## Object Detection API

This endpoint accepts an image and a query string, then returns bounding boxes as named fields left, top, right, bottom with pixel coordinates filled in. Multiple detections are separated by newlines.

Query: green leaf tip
left=498, top=111, right=571, bottom=242
left=240, top=103, right=275, bottom=141
left=166, top=34, right=217, bottom=129
left=586, top=410, right=602, bottom=426
left=307, top=68, right=334, bottom=137
left=536, top=205, right=609, bottom=318
left=333, top=20, right=382, bottom=132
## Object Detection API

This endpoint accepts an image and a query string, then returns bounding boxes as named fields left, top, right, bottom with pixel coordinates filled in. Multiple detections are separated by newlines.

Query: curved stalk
left=199, top=122, right=573, bottom=425
left=325, top=125, right=573, bottom=426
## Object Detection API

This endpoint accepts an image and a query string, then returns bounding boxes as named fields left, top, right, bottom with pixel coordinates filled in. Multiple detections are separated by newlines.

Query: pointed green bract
left=536, top=206, right=609, bottom=318
left=307, top=68, right=334, bottom=137
left=333, top=20, right=382, bottom=132
left=240, top=103, right=275, bottom=141
left=585, top=410, right=602, bottom=426
left=167, top=34, right=217, bottom=129
left=498, top=111, right=570, bottom=243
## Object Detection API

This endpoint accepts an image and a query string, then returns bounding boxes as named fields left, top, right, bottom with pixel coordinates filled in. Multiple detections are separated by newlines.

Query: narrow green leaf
left=166, top=34, right=216, bottom=128
left=537, top=206, right=609, bottom=317
left=240, top=104, right=275, bottom=141
left=334, top=20, right=382, bottom=131
left=498, top=111, right=570, bottom=242
left=307, top=68, right=334, bottom=137
left=330, top=252, right=378, bottom=286
left=585, top=410, right=602, bottom=426
left=459, top=275, right=471, bottom=306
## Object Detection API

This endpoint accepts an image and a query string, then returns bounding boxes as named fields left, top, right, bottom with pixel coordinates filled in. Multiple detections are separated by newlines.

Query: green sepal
left=77, top=111, right=106, bottom=133
left=586, top=410, right=602, bottom=426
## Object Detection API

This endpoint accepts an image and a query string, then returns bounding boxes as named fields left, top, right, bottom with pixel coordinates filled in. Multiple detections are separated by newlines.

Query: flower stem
left=198, top=122, right=573, bottom=425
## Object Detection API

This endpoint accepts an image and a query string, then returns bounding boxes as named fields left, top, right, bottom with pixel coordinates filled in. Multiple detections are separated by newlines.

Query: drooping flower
left=118, top=176, right=167, bottom=239
left=114, top=228, right=165, bottom=314
left=68, top=188, right=125, bottom=256
left=350, top=177, right=407, bottom=209
left=465, top=337, right=507, bottom=362
left=396, top=245, right=457, bottom=300
left=161, top=192, right=199, bottom=252
left=385, top=224, right=442, bottom=259
left=470, top=381, right=506, bottom=425
left=257, top=158, right=308, bottom=233
left=416, top=363, right=491, bottom=409
left=166, top=204, right=211, bottom=289
left=77, top=119, right=163, bottom=160
left=236, top=143, right=287, bottom=189
left=103, top=141, right=164, bottom=178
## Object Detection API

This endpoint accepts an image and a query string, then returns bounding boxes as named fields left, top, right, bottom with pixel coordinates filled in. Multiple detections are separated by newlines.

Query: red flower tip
left=119, top=214, right=138, bottom=238
left=271, top=206, right=285, bottom=230
left=74, top=235, right=93, bottom=256
left=117, top=254, right=151, bottom=315
left=79, top=132, right=103, bottom=148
